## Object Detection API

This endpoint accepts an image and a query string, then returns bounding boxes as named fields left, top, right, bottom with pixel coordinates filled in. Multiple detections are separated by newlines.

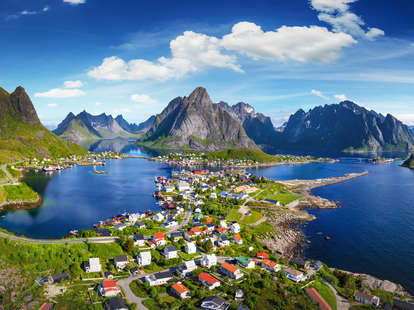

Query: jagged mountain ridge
left=143, top=87, right=256, bottom=151
left=54, top=111, right=144, bottom=144
left=218, top=101, right=279, bottom=146
left=277, top=101, right=414, bottom=152
left=0, top=86, right=85, bottom=162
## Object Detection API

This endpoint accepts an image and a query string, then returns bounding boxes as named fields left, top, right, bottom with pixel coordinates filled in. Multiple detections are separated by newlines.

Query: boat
left=42, top=166, right=55, bottom=172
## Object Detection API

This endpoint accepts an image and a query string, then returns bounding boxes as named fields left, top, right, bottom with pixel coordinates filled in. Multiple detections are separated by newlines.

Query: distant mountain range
left=0, top=86, right=85, bottom=162
left=141, top=87, right=256, bottom=151
left=53, top=111, right=154, bottom=144
left=277, top=101, right=414, bottom=152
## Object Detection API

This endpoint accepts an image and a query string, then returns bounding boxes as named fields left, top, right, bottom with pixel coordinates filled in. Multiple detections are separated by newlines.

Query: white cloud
left=131, top=94, right=158, bottom=105
left=88, top=31, right=242, bottom=81
left=35, top=88, right=86, bottom=98
left=21, top=10, right=37, bottom=15
left=334, top=94, right=348, bottom=101
left=221, top=22, right=356, bottom=63
left=64, top=80, right=84, bottom=88
left=392, top=114, right=414, bottom=126
left=63, top=0, right=86, bottom=4
left=311, top=89, right=329, bottom=100
left=47, top=103, right=58, bottom=107
left=43, top=6, right=50, bottom=12
left=310, top=0, right=384, bottom=40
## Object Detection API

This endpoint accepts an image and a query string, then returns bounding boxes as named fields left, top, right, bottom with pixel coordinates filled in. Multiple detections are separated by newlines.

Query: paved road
left=167, top=207, right=192, bottom=235
left=0, top=231, right=119, bottom=244
left=1, top=164, right=18, bottom=185
left=322, top=279, right=351, bottom=310
left=117, top=276, right=148, bottom=310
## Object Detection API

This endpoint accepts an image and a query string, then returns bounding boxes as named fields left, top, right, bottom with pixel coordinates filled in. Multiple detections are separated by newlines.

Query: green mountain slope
left=0, top=86, right=86, bottom=163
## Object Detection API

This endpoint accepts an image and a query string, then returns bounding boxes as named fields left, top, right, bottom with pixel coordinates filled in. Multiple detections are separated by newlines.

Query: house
left=147, top=241, right=156, bottom=249
left=237, top=256, right=255, bottom=269
left=230, top=222, right=241, bottom=233
left=206, top=223, right=215, bottom=232
left=312, top=260, right=323, bottom=271
left=113, top=223, right=127, bottom=231
left=184, top=242, right=197, bottom=254
left=194, top=207, right=202, bottom=213
left=257, top=252, right=269, bottom=259
left=216, top=227, right=228, bottom=234
left=170, top=282, right=190, bottom=299
left=135, top=221, right=146, bottom=229
left=130, top=267, right=139, bottom=276
left=233, top=234, right=243, bottom=245
left=290, top=257, right=310, bottom=270
left=198, top=272, right=221, bottom=290
left=104, top=271, right=114, bottom=280
left=145, top=271, right=174, bottom=286
left=163, top=245, right=178, bottom=259
left=85, top=257, right=102, bottom=273
left=283, top=267, right=307, bottom=282
left=153, top=232, right=166, bottom=246
left=201, top=296, right=230, bottom=310
left=153, top=213, right=165, bottom=222
left=163, top=185, right=175, bottom=192
left=191, top=226, right=202, bottom=236
left=51, top=273, right=69, bottom=284
left=209, top=193, right=217, bottom=199
left=218, top=236, right=230, bottom=248
left=355, top=290, right=380, bottom=307
left=104, top=296, right=128, bottom=310
left=219, top=191, right=228, bottom=198
left=201, top=254, right=218, bottom=269
left=219, top=220, right=228, bottom=228
left=171, top=232, right=183, bottom=242
left=261, top=259, right=281, bottom=273
left=114, top=255, right=128, bottom=270
left=177, top=260, right=197, bottom=277
left=220, top=262, right=243, bottom=279
left=184, top=231, right=196, bottom=241
left=305, top=288, right=332, bottom=310
left=98, top=280, right=121, bottom=297
left=127, top=213, right=139, bottom=223
left=138, top=251, right=151, bottom=266
left=176, top=181, right=190, bottom=192
left=133, top=234, right=145, bottom=247
left=235, top=289, right=244, bottom=301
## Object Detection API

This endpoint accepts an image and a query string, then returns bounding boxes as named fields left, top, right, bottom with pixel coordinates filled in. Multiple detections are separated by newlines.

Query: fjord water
left=0, top=141, right=413, bottom=293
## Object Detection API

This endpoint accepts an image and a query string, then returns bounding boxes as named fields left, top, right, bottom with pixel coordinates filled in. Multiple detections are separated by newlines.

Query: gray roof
left=154, top=271, right=174, bottom=280
left=104, top=296, right=128, bottom=310
left=165, top=245, right=177, bottom=251
left=114, top=255, right=128, bottom=263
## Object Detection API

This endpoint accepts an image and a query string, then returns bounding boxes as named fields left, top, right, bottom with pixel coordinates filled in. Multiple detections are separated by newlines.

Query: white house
left=145, top=271, right=174, bottom=286
left=163, top=245, right=178, bottom=259
left=85, top=257, right=101, bottom=273
left=128, top=213, right=139, bottom=223
left=177, top=260, right=197, bottom=277
left=220, top=262, right=243, bottom=279
left=133, top=234, right=145, bottom=247
left=209, top=193, right=217, bottom=199
left=283, top=267, right=307, bottom=282
left=97, top=280, right=120, bottom=297
left=218, top=236, right=230, bottom=248
left=201, top=254, right=217, bottom=268
left=194, top=207, right=202, bottom=213
left=230, top=222, right=241, bottom=233
left=176, top=182, right=190, bottom=192
left=153, top=213, right=165, bottom=222
left=163, top=185, right=175, bottom=192
left=184, top=242, right=197, bottom=254
left=219, top=220, right=228, bottom=228
left=114, top=223, right=127, bottom=231
left=113, top=255, right=128, bottom=271
left=171, top=282, right=191, bottom=299
left=153, top=232, right=166, bottom=246
left=138, top=251, right=151, bottom=266
left=355, top=290, right=380, bottom=307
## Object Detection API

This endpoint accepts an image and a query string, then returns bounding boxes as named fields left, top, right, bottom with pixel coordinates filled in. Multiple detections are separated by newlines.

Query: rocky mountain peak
left=9, top=86, right=41, bottom=125
left=186, top=87, right=212, bottom=106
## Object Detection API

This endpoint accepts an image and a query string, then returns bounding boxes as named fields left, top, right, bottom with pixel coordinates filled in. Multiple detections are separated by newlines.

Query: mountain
left=54, top=111, right=142, bottom=144
left=141, top=87, right=256, bottom=151
left=115, top=115, right=155, bottom=133
left=401, top=153, right=414, bottom=168
left=136, top=115, right=156, bottom=133
left=0, top=86, right=85, bottom=162
left=409, top=126, right=414, bottom=133
left=218, top=101, right=278, bottom=146
left=277, top=101, right=414, bottom=152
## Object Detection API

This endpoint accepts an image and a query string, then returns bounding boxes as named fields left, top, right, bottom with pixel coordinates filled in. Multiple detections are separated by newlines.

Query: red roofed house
left=98, top=280, right=121, bottom=297
left=220, top=262, right=243, bottom=279
left=153, top=232, right=166, bottom=246
left=198, top=272, right=221, bottom=290
left=305, top=287, right=332, bottom=310
left=171, top=282, right=190, bottom=299
left=184, top=231, right=196, bottom=241
left=233, top=234, right=243, bottom=245
left=192, top=226, right=202, bottom=236
left=261, top=259, right=281, bottom=273
left=257, top=252, right=269, bottom=259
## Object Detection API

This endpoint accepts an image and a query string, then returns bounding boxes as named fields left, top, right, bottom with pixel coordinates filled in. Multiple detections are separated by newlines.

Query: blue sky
left=1, top=0, right=414, bottom=127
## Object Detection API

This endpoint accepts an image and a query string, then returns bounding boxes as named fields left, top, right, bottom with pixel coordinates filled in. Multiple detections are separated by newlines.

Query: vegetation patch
left=312, top=280, right=337, bottom=310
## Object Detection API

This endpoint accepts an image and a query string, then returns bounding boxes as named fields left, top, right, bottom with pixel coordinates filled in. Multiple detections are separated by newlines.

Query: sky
left=1, top=0, right=414, bottom=128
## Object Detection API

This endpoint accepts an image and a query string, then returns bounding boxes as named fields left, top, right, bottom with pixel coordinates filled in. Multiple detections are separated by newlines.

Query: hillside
left=203, top=147, right=282, bottom=163
left=0, top=86, right=86, bottom=163
left=401, top=153, right=414, bottom=168
left=141, top=87, right=256, bottom=151
left=277, top=101, right=414, bottom=152
left=54, top=111, right=142, bottom=144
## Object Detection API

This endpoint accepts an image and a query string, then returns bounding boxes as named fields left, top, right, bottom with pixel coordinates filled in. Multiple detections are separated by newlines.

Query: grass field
left=312, top=280, right=337, bottom=310
left=241, top=210, right=262, bottom=225
left=130, top=280, right=149, bottom=298
left=2, top=182, right=38, bottom=203
left=226, top=209, right=242, bottom=221
left=267, top=193, right=300, bottom=205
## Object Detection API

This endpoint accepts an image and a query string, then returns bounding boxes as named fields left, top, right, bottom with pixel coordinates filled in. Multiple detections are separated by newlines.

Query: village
left=31, top=167, right=395, bottom=310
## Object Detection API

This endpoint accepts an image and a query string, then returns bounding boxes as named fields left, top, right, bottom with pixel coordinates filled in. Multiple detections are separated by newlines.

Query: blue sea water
left=0, top=141, right=413, bottom=292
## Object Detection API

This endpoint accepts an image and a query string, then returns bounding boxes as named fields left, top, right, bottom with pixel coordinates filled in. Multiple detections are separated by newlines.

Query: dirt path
left=322, top=279, right=351, bottom=310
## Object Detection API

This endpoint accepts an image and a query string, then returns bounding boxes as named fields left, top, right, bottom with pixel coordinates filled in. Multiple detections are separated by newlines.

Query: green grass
left=241, top=210, right=262, bottom=224
left=246, top=221, right=275, bottom=235
left=2, top=182, right=38, bottom=203
left=267, top=193, right=300, bottom=205
left=129, top=280, right=149, bottom=298
left=178, top=251, right=201, bottom=260
left=312, top=280, right=337, bottom=310
left=142, top=298, right=162, bottom=310
left=86, top=243, right=124, bottom=259
left=203, top=147, right=282, bottom=163
left=226, top=209, right=242, bottom=221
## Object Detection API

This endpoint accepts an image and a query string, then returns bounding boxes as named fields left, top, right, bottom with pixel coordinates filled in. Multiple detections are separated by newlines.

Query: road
left=0, top=231, right=119, bottom=244
left=1, top=164, right=18, bottom=185
left=166, top=206, right=192, bottom=235
left=322, top=279, right=351, bottom=310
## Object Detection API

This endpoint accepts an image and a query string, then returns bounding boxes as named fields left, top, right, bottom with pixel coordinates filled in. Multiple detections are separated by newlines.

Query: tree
left=204, top=239, right=213, bottom=253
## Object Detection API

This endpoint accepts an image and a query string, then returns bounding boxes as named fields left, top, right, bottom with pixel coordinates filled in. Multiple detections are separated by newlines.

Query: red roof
left=206, top=217, right=213, bottom=224
left=171, top=283, right=190, bottom=294
left=261, top=259, right=278, bottom=268
left=103, top=280, right=117, bottom=288
left=257, top=252, right=269, bottom=259
left=192, top=227, right=201, bottom=233
left=305, top=288, right=332, bottom=310
left=216, top=227, right=228, bottom=233
left=154, top=232, right=165, bottom=239
left=221, top=262, right=238, bottom=273
left=199, top=272, right=219, bottom=285
left=38, top=303, right=54, bottom=310
left=234, top=234, right=242, bottom=242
